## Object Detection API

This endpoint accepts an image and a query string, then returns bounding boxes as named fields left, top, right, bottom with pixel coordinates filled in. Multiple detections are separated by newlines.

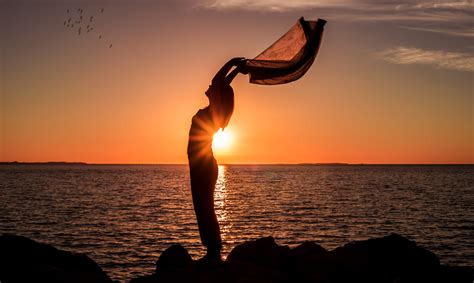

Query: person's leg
left=204, top=158, right=221, bottom=258
left=189, top=159, right=222, bottom=259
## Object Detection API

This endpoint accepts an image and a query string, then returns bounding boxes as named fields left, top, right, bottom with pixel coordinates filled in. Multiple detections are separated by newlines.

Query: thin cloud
left=198, top=0, right=474, bottom=37
left=197, top=0, right=347, bottom=11
left=399, top=25, right=474, bottom=38
left=397, top=1, right=473, bottom=10
left=376, top=46, right=474, bottom=72
left=199, top=0, right=473, bottom=12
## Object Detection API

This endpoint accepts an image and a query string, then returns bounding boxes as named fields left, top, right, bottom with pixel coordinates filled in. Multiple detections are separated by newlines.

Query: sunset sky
left=1, top=0, right=472, bottom=164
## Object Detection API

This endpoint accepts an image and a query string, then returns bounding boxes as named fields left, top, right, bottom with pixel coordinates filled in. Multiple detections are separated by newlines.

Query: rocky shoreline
left=0, top=233, right=472, bottom=283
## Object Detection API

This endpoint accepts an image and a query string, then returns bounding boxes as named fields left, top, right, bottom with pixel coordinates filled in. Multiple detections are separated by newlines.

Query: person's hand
left=235, top=59, right=249, bottom=75
left=228, top=57, right=246, bottom=66
left=227, top=57, right=248, bottom=75
left=228, top=57, right=248, bottom=74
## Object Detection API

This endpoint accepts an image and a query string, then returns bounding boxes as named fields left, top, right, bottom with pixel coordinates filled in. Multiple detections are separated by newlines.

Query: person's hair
left=208, top=83, right=234, bottom=129
left=218, top=84, right=234, bottom=129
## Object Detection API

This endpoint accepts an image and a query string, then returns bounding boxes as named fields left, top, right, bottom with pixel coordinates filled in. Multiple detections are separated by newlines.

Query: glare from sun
left=212, top=129, right=233, bottom=152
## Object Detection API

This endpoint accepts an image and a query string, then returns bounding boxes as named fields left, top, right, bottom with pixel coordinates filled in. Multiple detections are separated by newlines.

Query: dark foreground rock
left=131, top=234, right=472, bottom=283
left=0, top=233, right=471, bottom=283
left=0, top=234, right=113, bottom=283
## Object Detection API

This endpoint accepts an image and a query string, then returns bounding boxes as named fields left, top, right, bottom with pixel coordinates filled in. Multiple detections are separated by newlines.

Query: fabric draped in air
left=246, top=17, right=326, bottom=85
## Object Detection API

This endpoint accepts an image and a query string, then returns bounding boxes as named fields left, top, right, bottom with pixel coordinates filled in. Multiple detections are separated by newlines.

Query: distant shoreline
left=0, top=162, right=472, bottom=166
left=0, top=162, right=88, bottom=165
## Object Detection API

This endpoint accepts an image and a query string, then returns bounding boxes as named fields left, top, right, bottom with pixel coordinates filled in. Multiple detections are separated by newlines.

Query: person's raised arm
left=212, top=57, right=246, bottom=85
left=223, top=68, right=240, bottom=85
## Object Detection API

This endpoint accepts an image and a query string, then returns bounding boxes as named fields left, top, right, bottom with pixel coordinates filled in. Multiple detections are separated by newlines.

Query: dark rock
left=219, top=260, right=287, bottom=283
left=155, top=244, right=192, bottom=271
left=334, top=233, right=440, bottom=282
left=286, top=241, right=328, bottom=281
left=2, top=233, right=471, bottom=283
left=299, top=233, right=443, bottom=283
left=438, top=265, right=473, bottom=283
left=226, top=236, right=290, bottom=268
left=132, top=234, right=473, bottom=283
left=0, top=234, right=113, bottom=283
left=288, top=241, right=327, bottom=258
left=130, top=274, right=159, bottom=283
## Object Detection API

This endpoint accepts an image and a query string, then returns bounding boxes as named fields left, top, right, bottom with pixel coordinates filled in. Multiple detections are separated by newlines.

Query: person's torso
left=187, top=108, right=218, bottom=160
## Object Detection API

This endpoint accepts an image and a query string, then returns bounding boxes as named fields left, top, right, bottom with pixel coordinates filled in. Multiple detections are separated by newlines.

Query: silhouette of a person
left=187, top=57, right=246, bottom=262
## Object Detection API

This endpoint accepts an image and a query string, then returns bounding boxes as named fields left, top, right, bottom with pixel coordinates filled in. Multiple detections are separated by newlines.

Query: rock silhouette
left=226, top=236, right=291, bottom=268
left=131, top=234, right=472, bottom=283
left=156, top=244, right=193, bottom=271
left=0, top=233, right=471, bottom=283
left=0, top=234, right=113, bottom=283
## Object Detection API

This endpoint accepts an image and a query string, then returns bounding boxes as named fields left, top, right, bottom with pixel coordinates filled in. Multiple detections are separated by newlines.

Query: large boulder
left=329, top=233, right=440, bottom=282
left=288, top=241, right=327, bottom=258
left=226, top=236, right=290, bottom=268
left=286, top=240, right=328, bottom=281
left=221, top=237, right=291, bottom=283
left=0, top=234, right=113, bottom=283
left=156, top=244, right=192, bottom=271
left=294, top=233, right=445, bottom=283
left=134, top=244, right=195, bottom=283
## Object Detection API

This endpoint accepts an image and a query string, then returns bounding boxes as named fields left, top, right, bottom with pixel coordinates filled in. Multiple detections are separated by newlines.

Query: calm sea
left=0, top=164, right=473, bottom=281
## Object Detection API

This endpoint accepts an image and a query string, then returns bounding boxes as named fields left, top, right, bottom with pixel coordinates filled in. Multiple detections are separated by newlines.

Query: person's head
left=205, top=83, right=234, bottom=129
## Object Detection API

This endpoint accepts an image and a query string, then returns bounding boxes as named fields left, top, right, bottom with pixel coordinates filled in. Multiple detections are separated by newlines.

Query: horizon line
left=1, top=161, right=473, bottom=166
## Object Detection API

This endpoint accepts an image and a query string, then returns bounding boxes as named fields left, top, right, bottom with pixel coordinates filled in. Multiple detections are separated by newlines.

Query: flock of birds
left=63, top=8, right=113, bottom=48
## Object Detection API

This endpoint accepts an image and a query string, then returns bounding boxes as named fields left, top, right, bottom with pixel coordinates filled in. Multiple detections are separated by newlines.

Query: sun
left=212, top=129, right=233, bottom=152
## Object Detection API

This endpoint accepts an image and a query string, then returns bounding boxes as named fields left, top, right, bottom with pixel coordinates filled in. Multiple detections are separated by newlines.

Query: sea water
left=0, top=164, right=472, bottom=281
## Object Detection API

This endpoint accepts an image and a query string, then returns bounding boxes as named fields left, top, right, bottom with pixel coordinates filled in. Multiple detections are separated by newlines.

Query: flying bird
left=63, top=7, right=112, bottom=48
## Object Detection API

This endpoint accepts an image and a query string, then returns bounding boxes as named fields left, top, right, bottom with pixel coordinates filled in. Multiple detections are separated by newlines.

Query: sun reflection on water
left=215, top=165, right=232, bottom=252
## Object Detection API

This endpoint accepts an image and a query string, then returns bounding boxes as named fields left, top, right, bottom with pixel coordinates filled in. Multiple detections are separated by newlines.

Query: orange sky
left=1, top=1, right=473, bottom=164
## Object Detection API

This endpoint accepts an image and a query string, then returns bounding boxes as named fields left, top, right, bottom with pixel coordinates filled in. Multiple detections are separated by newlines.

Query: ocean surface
left=0, top=164, right=473, bottom=281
